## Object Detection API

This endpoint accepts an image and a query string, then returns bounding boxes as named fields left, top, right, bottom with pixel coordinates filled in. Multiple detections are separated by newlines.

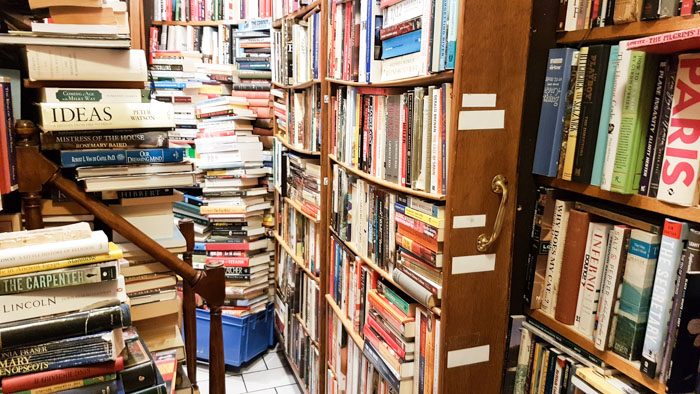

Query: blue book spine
left=532, top=48, right=576, bottom=177
left=445, top=0, right=457, bottom=70
left=381, top=29, right=422, bottom=60
left=590, top=45, right=620, bottom=186
left=365, top=0, right=374, bottom=83
left=238, top=62, right=271, bottom=70
left=194, top=242, right=206, bottom=252
left=313, top=13, right=320, bottom=79
left=151, top=81, right=187, bottom=89
left=60, top=148, right=186, bottom=168
left=438, top=0, right=449, bottom=71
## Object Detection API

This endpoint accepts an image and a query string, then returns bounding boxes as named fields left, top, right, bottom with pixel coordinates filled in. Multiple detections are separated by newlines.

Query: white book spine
left=564, top=0, right=579, bottom=31
left=574, top=224, right=595, bottom=330
left=26, top=46, right=148, bottom=82
left=379, top=52, right=423, bottom=82
left=0, top=231, right=109, bottom=269
left=382, top=0, right=423, bottom=26
left=601, top=41, right=631, bottom=191
left=40, top=88, right=145, bottom=104
left=359, top=0, right=369, bottom=83
left=541, top=200, right=573, bottom=315
left=430, top=90, right=440, bottom=194
left=576, top=223, right=613, bottom=338
left=594, top=226, right=629, bottom=350
left=514, top=327, right=533, bottom=394
left=38, top=102, right=174, bottom=132
left=0, top=276, right=125, bottom=324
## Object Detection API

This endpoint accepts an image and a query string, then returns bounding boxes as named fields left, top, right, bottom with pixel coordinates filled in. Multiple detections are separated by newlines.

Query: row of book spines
left=153, top=0, right=272, bottom=21
left=558, top=0, right=698, bottom=31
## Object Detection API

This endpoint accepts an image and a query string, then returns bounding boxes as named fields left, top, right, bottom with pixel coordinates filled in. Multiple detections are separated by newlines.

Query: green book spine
left=383, top=286, right=410, bottom=315
left=611, top=52, right=657, bottom=194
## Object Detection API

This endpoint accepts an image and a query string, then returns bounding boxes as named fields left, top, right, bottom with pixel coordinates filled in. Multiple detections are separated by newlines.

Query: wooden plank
left=273, top=231, right=320, bottom=283
left=284, top=196, right=320, bottom=223
left=272, top=79, right=321, bottom=90
left=557, top=15, right=700, bottom=44
left=326, top=70, right=453, bottom=88
left=529, top=310, right=666, bottom=393
left=274, top=134, right=321, bottom=156
left=325, top=294, right=365, bottom=348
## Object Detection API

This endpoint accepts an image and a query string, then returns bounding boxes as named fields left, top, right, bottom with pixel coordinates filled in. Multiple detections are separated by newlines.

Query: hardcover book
left=38, top=102, right=175, bottom=132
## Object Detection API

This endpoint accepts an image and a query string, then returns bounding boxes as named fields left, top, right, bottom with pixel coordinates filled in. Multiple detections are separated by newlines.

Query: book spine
left=555, top=210, right=591, bottom=325
left=594, top=225, right=630, bottom=350
left=40, top=130, right=170, bottom=150
left=38, top=103, right=174, bottom=132
left=0, top=232, right=109, bottom=269
left=658, top=245, right=690, bottom=382
left=649, top=57, right=678, bottom=198
left=639, top=59, right=668, bottom=195
left=0, top=261, right=118, bottom=296
left=601, top=42, right=631, bottom=191
left=513, top=327, right=534, bottom=394
left=657, top=54, right=700, bottom=206
left=19, top=373, right=116, bottom=394
left=1, top=360, right=123, bottom=393
left=41, top=88, right=148, bottom=103
left=612, top=230, right=661, bottom=360
left=640, top=219, right=688, bottom=377
left=575, top=223, right=611, bottom=338
left=562, top=47, right=588, bottom=181
left=49, top=377, right=121, bottom=394
left=591, top=45, right=620, bottom=186
left=541, top=200, right=572, bottom=315
left=379, top=17, right=421, bottom=41
left=1, top=81, right=16, bottom=192
left=59, top=148, right=185, bottom=168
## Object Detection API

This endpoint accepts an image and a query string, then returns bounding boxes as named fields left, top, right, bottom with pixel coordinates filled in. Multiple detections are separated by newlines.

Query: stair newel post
left=204, top=263, right=226, bottom=394
left=178, top=219, right=199, bottom=390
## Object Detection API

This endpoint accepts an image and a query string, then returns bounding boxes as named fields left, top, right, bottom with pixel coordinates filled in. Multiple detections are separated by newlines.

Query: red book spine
left=342, top=1, right=352, bottom=80
left=166, top=0, right=172, bottom=20
left=148, top=27, right=160, bottom=65
left=368, top=291, right=404, bottom=332
left=395, top=212, right=439, bottom=241
left=205, top=243, right=251, bottom=251
left=397, top=224, right=438, bottom=251
left=396, top=232, right=438, bottom=262
left=681, top=0, right=693, bottom=15
left=2, top=359, right=124, bottom=393
left=379, top=0, right=403, bottom=8
left=365, top=315, right=407, bottom=359
left=379, top=18, right=421, bottom=41
left=401, top=99, right=409, bottom=186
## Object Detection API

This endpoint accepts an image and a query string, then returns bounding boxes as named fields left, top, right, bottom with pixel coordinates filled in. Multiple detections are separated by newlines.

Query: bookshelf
left=325, top=294, right=365, bottom=348
left=150, top=20, right=240, bottom=26
left=325, top=71, right=455, bottom=88
left=557, top=14, right=700, bottom=44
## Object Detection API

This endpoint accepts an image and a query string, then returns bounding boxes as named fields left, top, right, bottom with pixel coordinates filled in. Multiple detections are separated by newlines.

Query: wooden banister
left=14, top=120, right=227, bottom=394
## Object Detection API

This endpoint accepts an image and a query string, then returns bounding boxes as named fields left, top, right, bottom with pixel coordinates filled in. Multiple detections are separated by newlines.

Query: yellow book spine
left=562, top=47, right=589, bottom=181
left=0, top=243, right=123, bottom=278
left=404, top=207, right=442, bottom=228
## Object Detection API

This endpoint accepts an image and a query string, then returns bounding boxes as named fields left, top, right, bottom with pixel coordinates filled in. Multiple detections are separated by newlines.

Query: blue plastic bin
left=196, top=303, right=276, bottom=367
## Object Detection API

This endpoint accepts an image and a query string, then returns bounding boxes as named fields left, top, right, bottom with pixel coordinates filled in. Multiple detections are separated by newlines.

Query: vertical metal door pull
left=476, top=174, right=508, bottom=252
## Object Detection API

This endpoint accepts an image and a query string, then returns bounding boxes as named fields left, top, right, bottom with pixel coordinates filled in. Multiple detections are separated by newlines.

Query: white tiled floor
left=194, top=346, right=302, bottom=394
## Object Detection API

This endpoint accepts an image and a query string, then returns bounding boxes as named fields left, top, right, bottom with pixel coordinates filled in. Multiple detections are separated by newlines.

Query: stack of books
left=38, top=198, right=95, bottom=228
left=557, top=0, right=700, bottom=31
left=0, top=223, right=171, bottom=393
left=331, top=84, right=452, bottom=195
left=152, top=0, right=273, bottom=21
left=0, top=0, right=131, bottom=48
left=327, top=0, right=457, bottom=82
left=286, top=153, right=321, bottom=222
left=526, top=188, right=700, bottom=390
left=533, top=32, right=700, bottom=207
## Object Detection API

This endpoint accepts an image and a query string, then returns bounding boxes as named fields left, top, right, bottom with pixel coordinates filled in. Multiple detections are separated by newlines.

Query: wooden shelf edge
left=151, top=20, right=239, bottom=26
left=325, top=294, right=365, bottom=348
left=557, top=14, right=700, bottom=44
left=276, top=331, right=311, bottom=394
left=329, top=155, right=446, bottom=201
left=294, top=313, right=320, bottom=347
left=273, top=0, right=321, bottom=26
left=528, top=310, right=666, bottom=393
left=272, top=79, right=321, bottom=90
left=274, top=134, right=321, bottom=156
left=536, top=176, right=700, bottom=223
left=325, top=70, right=454, bottom=88
left=284, top=197, right=321, bottom=223
left=272, top=231, right=320, bottom=283
left=329, top=227, right=441, bottom=316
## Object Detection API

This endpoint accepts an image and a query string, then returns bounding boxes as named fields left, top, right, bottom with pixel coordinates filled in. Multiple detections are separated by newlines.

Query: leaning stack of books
left=328, top=0, right=457, bottom=82
left=533, top=30, right=700, bottom=208
left=0, top=223, right=171, bottom=393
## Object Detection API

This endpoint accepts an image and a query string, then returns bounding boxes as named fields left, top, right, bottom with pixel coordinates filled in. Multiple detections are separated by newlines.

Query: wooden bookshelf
left=274, top=134, right=321, bottom=156
left=325, top=294, right=365, bottom=348
left=272, top=79, right=321, bottom=90
left=284, top=197, right=320, bottom=223
left=272, top=231, right=320, bottom=283
left=326, top=70, right=454, bottom=88
left=150, top=20, right=239, bottom=26
left=537, top=176, right=700, bottom=223
left=294, top=313, right=320, bottom=348
left=529, top=310, right=666, bottom=393
left=272, top=0, right=321, bottom=27
left=276, top=331, right=311, bottom=394
left=329, top=154, right=447, bottom=201
left=557, top=14, right=700, bottom=44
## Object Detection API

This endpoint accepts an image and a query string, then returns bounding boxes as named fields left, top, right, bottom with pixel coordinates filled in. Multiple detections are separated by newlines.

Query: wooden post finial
left=14, top=119, right=38, bottom=147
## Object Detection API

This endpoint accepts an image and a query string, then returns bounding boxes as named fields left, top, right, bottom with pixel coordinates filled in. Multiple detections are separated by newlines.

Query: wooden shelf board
left=272, top=79, right=321, bottom=90
left=529, top=310, right=666, bottom=393
left=327, top=361, right=337, bottom=377
left=151, top=20, right=239, bottom=26
left=272, top=1, right=321, bottom=26
left=273, top=231, right=320, bottom=283
left=557, top=15, right=700, bottom=44
left=274, top=134, right=321, bottom=156
left=24, top=80, right=146, bottom=89
left=276, top=331, right=311, bottom=394
left=329, top=227, right=441, bottom=316
left=537, top=176, right=700, bottom=223
left=325, top=293, right=365, bottom=348
left=284, top=196, right=321, bottom=223
left=329, top=155, right=446, bottom=201
left=326, top=70, right=454, bottom=88
left=294, top=313, right=320, bottom=348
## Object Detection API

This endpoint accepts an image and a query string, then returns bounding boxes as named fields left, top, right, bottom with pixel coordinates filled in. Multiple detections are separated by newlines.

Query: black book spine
left=641, top=0, right=661, bottom=19
left=605, top=0, right=616, bottom=24
left=649, top=57, right=678, bottom=197
left=639, top=58, right=668, bottom=195
left=524, top=187, right=549, bottom=307
left=120, top=360, right=158, bottom=392
left=0, top=304, right=129, bottom=351
left=572, top=45, right=612, bottom=184
left=406, top=91, right=414, bottom=189
left=363, top=341, right=400, bottom=391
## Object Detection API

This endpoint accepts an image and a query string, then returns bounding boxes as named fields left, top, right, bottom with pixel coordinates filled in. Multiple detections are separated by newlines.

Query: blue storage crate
left=196, top=303, right=276, bottom=367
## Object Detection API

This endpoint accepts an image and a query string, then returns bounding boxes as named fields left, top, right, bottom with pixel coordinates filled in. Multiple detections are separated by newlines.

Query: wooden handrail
left=14, top=120, right=227, bottom=394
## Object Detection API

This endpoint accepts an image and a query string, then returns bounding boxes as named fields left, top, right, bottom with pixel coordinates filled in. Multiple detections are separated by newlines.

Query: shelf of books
left=520, top=1, right=700, bottom=392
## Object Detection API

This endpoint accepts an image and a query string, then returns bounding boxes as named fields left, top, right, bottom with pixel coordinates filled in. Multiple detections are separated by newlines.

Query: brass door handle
left=476, top=175, right=508, bottom=252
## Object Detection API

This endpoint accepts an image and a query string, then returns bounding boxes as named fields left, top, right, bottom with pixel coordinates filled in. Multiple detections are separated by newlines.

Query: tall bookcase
left=512, top=4, right=700, bottom=394
left=317, top=0, right=535, bottom=393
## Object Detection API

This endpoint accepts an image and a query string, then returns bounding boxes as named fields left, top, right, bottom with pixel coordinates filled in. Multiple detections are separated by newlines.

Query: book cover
left=38, top=102, right=174, bottom=132
left=541, top=199, right=572, bottom=315
left=533, top=48, right=577, bottom=177
left=612, top=229, right=661, bottom=360
left=60, top=148, right=186, bottom=168
left=562, top=46, right=589, bottom=181
left=556, top=50, right=581, bottom=178
left=575, top=222, right=612, bottom=338
left=640, top=218, right=688, bottom=377
left=657, top=53, right=700, bottom=206
left=591, top=45, right=620, bottom=186
left=555, top=209, right=591, bottom=325
left=572, top=45, right=612, bottom=184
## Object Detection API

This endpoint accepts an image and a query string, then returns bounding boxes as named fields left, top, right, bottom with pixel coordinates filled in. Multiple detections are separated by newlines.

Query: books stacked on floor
left=331, top=84, right=452, bottom=195
left=514, top=319, right=648, bottom=394
left=152, top=0, right=273, bottom=21
left=232, top=19, right=274, bottom=140
left=328, top=0, right=457, bottom=82
left=285, top=153, right=321, bottom=222
left=271, top=14, right=320, bottom=86
left=0, top=0, right=131, bottom=48
left=37, top=198, right=94, bottom=228
left=533, top=34, right=700, bottom=207
left=331, top=165, right=442, bottom=308
left=557, top=0, right=700, bottom=31
left=526, top=187, right=700, bottom=390
left=0, top=223, right=172, bottom=393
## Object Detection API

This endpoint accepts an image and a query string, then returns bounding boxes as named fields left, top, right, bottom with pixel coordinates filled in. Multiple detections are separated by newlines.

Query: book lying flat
left=0, top=32, right=130, bottom=48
